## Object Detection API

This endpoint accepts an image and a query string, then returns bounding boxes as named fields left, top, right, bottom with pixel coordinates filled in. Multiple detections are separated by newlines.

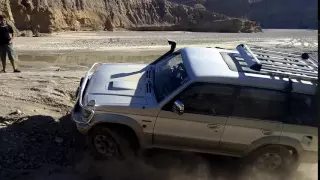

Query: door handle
left=262, top=129, right=274, bottom=135
left=207, top=124, right=220, bottom=129
left=142, top=120, right=152, bottom=123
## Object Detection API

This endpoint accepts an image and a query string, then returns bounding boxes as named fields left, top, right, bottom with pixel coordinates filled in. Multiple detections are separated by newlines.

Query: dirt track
left=0, top=30, right=318, bottom=180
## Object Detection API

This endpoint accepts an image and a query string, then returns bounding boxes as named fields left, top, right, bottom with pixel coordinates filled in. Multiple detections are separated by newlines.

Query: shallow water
left=15, top=50, right=165, bottom=70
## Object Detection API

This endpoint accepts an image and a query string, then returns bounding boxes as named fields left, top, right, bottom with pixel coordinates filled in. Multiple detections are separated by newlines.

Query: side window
left=232, top=87, right=287, bottom=121
left=286, top=93, right=317, bottom=127
left=195, top=84, right=236, bottom=116
left=165, top=83, right=236, bottom=116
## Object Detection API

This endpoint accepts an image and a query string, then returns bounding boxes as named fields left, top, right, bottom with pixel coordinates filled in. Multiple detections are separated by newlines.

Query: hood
left=83, top=63, right=157, bottom=108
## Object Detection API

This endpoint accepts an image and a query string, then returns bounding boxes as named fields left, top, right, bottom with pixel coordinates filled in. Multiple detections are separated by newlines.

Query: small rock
left=55, top=137, right=63, bottom=143
left=33, top=109, right=37, bottom=112
left=11, top=109, right=23, bottom=115
left=16, top=109, right=22, bottom=114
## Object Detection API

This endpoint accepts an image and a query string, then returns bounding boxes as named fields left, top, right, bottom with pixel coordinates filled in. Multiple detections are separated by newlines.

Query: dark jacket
left=0, top=24, right=13, bottom=45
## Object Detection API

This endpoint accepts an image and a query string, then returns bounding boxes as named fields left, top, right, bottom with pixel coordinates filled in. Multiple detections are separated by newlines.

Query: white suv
left=72, top=41, right=318, bottom=174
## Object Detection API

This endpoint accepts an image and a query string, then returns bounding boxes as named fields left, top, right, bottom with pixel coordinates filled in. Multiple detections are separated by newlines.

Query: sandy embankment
left=0, top=30, right=318, bottom=180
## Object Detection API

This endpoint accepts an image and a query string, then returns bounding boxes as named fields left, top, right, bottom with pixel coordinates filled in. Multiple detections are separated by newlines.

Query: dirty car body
left=72, top=41, right=318, bottom=172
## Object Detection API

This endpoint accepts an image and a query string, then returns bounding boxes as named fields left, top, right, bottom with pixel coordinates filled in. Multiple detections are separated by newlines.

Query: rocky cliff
left=171, top=0, right=318, bottom=29
left=0, top=0, right=261, bottom=34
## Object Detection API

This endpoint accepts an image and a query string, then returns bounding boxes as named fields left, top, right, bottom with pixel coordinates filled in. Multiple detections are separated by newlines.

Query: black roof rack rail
left=235, top=44, right=318, bottom=83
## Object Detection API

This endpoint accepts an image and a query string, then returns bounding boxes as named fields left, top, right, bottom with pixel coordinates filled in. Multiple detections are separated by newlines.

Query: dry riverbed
left=0, top=30, right=318, bottom=180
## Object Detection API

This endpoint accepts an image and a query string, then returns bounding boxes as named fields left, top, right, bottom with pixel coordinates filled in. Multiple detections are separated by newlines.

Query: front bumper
left=72, top=63, right=99, bottom=132
left=71, top=108, right=91, bottom=134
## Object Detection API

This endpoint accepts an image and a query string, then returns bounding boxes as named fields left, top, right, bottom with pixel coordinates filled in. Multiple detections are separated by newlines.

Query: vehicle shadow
left=0, top=114, right=315, bottom=180
left=0, top=114, right=87, bottom=179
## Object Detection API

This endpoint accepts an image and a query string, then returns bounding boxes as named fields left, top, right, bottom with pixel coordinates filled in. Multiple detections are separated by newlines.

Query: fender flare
left=246, top=136, right=303, bottom=156
left=89, top=113, right=147, bottom=148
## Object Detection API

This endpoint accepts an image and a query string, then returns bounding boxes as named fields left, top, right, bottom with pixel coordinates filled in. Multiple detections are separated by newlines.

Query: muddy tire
left=88, top=126, right=135, bottom=160
left=245, top=145, right=299, bottom=175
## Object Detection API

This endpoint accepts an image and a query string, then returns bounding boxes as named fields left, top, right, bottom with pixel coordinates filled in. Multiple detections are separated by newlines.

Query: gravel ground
left=0, top=30, right=318, bottom=180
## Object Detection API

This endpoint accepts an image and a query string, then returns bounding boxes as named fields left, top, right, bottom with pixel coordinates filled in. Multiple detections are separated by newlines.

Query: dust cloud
left=31, top=150, right=317, bottom=180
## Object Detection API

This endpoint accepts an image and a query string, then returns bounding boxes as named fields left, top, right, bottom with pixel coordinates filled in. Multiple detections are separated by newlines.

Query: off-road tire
left=88, top=126, right=135, bottom=160
left=244, top=145, right=299, bottom=175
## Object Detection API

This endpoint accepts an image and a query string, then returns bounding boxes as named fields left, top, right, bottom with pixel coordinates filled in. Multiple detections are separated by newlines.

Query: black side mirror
left=172, top=100, right=184, bottom=115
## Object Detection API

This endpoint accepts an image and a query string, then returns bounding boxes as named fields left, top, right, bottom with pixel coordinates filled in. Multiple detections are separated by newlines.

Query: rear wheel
left=245, top=145, right=299, bottom=175
left=88, top=126, right=135, bottom=160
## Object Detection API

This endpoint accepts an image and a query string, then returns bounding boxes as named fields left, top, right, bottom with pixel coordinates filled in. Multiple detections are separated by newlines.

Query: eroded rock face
left=0, top=0, right=17, bottom=31
left=0, top=0, right=262, bottom=33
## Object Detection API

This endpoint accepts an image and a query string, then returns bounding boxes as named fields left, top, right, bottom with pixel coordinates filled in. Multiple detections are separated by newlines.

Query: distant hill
left=170, top=0, right=318, bottom=29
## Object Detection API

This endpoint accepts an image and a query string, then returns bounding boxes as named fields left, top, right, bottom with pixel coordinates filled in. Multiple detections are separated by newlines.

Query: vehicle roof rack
left=235, top=44, right=318, bottom=84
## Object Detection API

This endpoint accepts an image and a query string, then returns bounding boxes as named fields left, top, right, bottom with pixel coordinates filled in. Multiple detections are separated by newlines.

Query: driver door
left=153, top=82, right=237, bottom=153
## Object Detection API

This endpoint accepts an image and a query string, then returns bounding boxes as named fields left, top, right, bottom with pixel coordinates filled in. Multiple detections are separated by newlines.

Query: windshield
left=154, top=53, right=190, bottom=102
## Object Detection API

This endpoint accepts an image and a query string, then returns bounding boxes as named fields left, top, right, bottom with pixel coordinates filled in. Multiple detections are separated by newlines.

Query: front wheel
left=88, top=126, right=135, bottom=160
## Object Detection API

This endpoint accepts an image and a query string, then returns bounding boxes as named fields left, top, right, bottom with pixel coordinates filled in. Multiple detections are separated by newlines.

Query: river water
left=10, top=29, right=318, bottom=70
left=15, top=50, right=165, bottom=70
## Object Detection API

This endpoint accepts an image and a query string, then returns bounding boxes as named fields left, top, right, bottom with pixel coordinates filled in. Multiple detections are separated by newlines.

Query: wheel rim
left=255, top=153, right=283, bottom=171
left=93, top=134, right=119, bottom=157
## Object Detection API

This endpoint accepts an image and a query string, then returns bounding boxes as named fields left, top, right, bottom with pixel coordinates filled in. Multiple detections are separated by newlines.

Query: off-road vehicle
left=72, top=41, right=318, bottom=173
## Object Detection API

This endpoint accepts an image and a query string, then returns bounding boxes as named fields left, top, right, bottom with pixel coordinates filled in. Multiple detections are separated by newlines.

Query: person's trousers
left=0, top=43, right=15, bottom=62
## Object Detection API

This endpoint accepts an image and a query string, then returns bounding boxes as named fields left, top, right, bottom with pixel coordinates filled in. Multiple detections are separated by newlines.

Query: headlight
left=81, top=108, right=92, bottom=119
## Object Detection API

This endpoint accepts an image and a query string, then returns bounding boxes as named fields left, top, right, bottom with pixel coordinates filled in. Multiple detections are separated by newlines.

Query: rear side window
left=232, top=87, right=287, bottom=121
left=286, top=93, right=317, bottom=127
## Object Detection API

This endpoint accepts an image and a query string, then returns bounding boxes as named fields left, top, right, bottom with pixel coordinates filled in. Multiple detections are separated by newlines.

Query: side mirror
left=172, top=100, right=184, bottom=115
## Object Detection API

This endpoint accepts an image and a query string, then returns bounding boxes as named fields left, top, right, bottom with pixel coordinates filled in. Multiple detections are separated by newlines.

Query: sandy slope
left=0, top=69, right=86, bottom=118
left=0, top=30, right=318, bottom=180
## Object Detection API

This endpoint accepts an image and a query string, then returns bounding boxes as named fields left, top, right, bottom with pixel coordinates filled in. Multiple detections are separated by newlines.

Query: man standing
left=0, top=15, right=20, bottom=73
